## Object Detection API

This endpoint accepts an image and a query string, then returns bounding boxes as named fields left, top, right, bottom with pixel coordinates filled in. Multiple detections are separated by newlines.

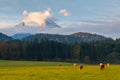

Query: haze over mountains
left=0, top=17, right=113, bottom=43
left=0, top=11, right=119, bottom=39
left=0, top=12, right=117, bottom=42
left=0, top=18, right=61, bottom=35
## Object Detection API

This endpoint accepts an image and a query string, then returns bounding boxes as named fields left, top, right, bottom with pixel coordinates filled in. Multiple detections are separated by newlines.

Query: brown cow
left=79, top=64, right=83, bottom=70
left=100, top=63, right=105, bottom=70
left=73, top=63, right=78, bottom=67
left=107, top=63, right=110, bottom=67
left=58, top=64, right=62, bottom=66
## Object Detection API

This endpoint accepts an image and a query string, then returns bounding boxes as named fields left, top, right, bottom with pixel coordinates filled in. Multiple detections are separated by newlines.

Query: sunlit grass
left=0, top=60, right=119, bottom=80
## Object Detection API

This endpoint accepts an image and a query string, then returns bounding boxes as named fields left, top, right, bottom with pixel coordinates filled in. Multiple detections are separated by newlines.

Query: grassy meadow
left=0, top=60, right=120, bottom=80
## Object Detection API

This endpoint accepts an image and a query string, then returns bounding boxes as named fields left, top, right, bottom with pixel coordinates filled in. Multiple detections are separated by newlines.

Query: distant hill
left=70, top=32, right=112, bottom=42
left=22, top=33, right=82, bottom=43
left=0, top=33, right=13, bottom=41
left=12, top=33, right=32, bottom=40
left=22, top=32, right=112, bottom=43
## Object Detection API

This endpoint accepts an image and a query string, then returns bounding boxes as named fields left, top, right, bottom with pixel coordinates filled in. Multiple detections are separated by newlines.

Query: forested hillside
left=22, top=32, right=111, bottom=43
left=0, top=33, right=13, bottom=41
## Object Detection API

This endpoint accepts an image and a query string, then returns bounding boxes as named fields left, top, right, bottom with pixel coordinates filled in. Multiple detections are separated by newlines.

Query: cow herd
left=58, top=63, right=110, bottom=70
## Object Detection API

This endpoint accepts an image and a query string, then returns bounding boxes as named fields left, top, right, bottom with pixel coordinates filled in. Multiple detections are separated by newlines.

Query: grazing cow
left=100, top=63, right=105, bottom=70
left=79, top=64, right=83, bottom=70
left=58, top=64, right=62, bottom=66
left=107, top=63, right=110, bottom=67
left=73, top=64, right=78, bottom=67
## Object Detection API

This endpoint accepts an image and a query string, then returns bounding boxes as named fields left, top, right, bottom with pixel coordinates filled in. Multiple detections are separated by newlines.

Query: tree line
left=0, top=38, right=120, bottom=64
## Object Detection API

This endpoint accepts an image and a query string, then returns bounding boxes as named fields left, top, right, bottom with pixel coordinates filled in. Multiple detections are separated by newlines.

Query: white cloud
left=22, top=8, right=52, bottom=26
left=59, top=9, right=71, bottom=16
left=22, top=10, right=28, bottom=16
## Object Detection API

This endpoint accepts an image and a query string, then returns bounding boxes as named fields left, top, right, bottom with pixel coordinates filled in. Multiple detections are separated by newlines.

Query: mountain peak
left=16, top=22, right=25, bottom=27
left=45, top=19, right=60, bottom=28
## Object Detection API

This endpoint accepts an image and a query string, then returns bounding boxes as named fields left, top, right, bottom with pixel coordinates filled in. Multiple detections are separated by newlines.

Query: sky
left=0, top=0, right=120, bottom=39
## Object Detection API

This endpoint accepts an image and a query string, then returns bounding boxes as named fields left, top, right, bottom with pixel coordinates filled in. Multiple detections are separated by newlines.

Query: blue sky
left=0, top=0, right=120, bottom=39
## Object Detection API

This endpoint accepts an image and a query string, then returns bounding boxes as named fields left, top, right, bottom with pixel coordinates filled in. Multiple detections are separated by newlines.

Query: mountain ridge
left=12, top=33, right=32, bottom=40
left=22, top=32, right=112, bottom=43
left=0, top=32, right=113, bottom=43
left=0, top=33, right=13, bottom=41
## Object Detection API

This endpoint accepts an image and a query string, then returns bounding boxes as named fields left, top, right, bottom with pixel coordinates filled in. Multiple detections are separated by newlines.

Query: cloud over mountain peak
left=22, top=8, right=52, bottom=26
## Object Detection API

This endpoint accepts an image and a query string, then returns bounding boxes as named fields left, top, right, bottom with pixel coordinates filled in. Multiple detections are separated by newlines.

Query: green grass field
left=0, top=60, right=120, bottom=80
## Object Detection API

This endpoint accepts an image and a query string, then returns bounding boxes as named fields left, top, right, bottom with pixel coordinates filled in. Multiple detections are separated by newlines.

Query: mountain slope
left=12, top=33, right=32, bottom=39
left=22, top=33, right=82, bottom=43
left=22, top=32, right=112, bottom=43
left=0, top=33, right=13, bottom=41
left=45, top=19, right=60, bottom=28
left=71, top=32, right=111, bottom=42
